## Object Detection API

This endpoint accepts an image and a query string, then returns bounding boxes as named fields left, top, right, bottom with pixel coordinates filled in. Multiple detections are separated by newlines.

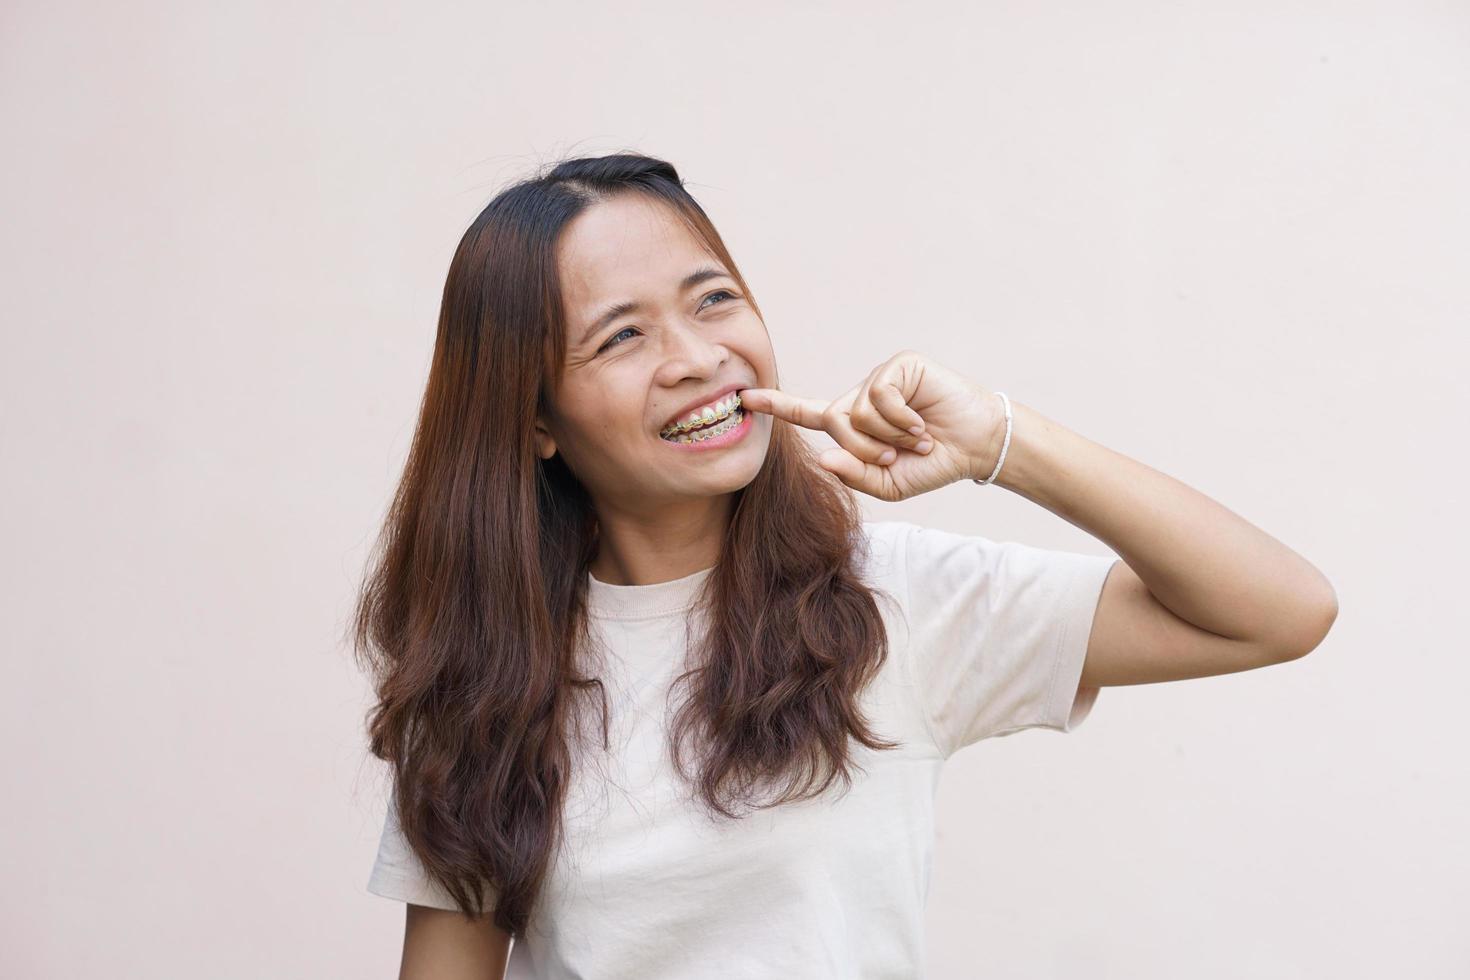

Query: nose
left=655, top=319, right=729, bottom=381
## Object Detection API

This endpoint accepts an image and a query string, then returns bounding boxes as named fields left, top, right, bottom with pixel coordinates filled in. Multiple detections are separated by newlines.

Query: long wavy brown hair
left=351, top=152, right=900, bottom=939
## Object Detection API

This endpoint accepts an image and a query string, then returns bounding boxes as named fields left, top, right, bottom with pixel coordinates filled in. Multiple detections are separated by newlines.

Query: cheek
left=750, top=346, right=779, bottom=387
left=728, top=323, right=775, bottom=372
left=746, top=325, right=777, bottom=372
left=578, top=400, right=646, bottom=442
left=563, top=379, right=643, bottom=440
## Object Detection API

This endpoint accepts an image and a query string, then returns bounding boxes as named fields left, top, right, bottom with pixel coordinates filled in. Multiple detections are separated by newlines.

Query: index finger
left=738, top=387, right=830, bottom=431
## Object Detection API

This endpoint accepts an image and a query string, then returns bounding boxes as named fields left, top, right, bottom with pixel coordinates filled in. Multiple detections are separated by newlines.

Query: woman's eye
left=699, top=289, right=735, bottom=311
left=598, top=327, right=639, bottom=353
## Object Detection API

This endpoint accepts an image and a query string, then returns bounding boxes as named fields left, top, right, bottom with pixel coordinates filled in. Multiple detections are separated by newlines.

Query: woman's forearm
left=974, top=398, right=1338, bottom=652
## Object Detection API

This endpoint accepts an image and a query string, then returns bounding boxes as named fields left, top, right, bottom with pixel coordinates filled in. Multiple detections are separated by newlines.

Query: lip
left=658, top=403, right=754, bottom=451
left=657, top=382, right=749, bottom=434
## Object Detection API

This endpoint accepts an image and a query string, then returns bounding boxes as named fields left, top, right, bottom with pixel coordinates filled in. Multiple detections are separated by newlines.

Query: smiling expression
left=534, top=193, right=777, bottom=509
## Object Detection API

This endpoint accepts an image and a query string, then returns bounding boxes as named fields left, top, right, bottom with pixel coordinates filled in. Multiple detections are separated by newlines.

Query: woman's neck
left=588, top=494, right=735, bottom=586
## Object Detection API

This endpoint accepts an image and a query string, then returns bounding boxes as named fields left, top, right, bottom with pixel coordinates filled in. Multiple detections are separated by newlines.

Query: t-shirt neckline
left=586, top=564, right=716, bottom=620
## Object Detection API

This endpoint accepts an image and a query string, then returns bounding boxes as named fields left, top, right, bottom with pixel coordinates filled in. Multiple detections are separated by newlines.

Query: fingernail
left=915, top=439, right=932, bottom=453
left=908, top=425, right=925, bottom=436
left=879, top=449, right=896, bottom=464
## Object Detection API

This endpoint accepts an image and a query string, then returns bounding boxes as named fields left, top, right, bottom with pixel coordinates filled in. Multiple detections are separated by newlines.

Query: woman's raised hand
left=738, top=350, right=1007, bottom=502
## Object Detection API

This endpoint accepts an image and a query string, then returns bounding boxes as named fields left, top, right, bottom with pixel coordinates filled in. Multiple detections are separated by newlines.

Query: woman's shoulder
left=859, top=519, right=921, bottom=545
left=856, top=520, right=923, bottom=593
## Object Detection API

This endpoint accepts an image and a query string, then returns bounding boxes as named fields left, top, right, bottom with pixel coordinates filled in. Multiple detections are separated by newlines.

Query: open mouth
left=660, top=407, right=745, bottom=443
left=659, top=392, right=743, bottom=442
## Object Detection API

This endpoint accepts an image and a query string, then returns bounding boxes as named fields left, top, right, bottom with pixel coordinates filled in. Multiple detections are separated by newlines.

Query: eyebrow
left=576, top=266, right=733, bottom=349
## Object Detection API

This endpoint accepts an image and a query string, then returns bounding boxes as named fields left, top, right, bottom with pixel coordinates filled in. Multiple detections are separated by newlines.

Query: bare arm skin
left=740, top=354, right=1339, bottom=684
left=980, top=399, right=1340, bottom=687
left=398, top=904, right=511, bottom=980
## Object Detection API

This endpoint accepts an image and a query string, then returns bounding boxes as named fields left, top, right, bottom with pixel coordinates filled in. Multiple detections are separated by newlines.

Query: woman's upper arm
left=398, top=902, right=512, bottom=980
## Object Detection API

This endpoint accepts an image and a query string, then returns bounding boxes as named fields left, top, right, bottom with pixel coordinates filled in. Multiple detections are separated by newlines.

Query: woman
left=355, top=152, right=1338, bottom=978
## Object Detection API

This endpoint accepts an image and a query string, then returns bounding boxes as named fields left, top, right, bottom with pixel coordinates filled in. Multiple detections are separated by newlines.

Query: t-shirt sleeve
left=365, top=796, right=466, bottom=912
left=897, top=521, right=1119, bottom=759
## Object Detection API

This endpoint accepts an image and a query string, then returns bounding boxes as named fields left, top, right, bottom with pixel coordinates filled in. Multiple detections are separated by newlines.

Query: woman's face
left=536, top=194, right=777, bottom=511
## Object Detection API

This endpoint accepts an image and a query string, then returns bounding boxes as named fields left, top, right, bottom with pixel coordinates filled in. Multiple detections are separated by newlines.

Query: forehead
left=556, top=194, right=713, bottom=318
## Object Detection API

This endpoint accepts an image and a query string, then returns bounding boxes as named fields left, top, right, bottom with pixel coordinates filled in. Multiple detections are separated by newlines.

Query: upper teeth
left=662, top=393, right=741, bottom=437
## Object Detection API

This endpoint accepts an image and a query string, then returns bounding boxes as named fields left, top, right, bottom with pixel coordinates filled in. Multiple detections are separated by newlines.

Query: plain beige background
left=2, top=1, right=1465, bottom=977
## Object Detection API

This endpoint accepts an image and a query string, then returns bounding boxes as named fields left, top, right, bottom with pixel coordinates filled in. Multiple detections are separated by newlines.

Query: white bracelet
left=971, top=391, right=1012, bottom=486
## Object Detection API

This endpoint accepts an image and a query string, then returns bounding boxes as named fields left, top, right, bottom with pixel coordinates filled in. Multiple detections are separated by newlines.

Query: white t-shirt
left=366, top=520, right=1118, bottom=978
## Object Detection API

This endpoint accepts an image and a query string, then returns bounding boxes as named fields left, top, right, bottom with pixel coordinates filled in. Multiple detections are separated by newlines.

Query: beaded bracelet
left=971, top=391, right=1012, bottom=486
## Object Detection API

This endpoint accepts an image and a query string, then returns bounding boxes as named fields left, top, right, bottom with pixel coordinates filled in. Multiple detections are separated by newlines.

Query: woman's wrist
left=963, top=390, right=1013, bottom=485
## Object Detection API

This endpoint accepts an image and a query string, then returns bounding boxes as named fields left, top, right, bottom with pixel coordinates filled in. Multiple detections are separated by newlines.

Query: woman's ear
left=534, top=418, right=558, bottom=460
